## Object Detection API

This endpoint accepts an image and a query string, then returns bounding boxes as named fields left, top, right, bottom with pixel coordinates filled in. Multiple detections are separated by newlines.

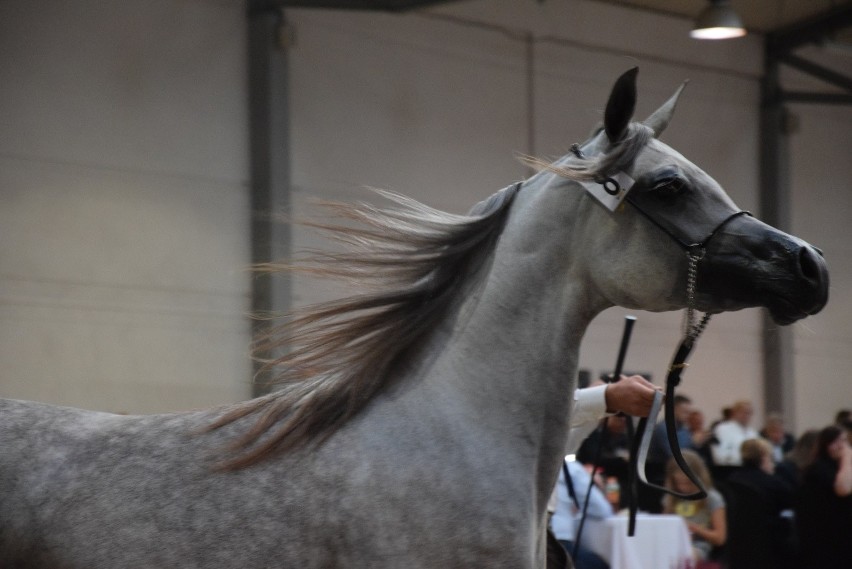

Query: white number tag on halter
left=579, top=171, right=635, bottom=212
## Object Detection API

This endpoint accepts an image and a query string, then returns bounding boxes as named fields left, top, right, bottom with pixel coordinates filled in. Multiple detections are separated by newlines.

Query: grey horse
left=0, top=69, right=828, bottom=568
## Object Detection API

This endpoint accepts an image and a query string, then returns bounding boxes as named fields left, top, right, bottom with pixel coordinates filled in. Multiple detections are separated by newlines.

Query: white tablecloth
left=583, top=513, right=693, bottom=569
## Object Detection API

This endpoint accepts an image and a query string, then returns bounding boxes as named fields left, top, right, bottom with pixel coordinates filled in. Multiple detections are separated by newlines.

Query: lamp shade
left=690, top=0, right=747, bottom=40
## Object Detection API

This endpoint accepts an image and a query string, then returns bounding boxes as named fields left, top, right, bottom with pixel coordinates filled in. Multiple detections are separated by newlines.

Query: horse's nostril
left=799, top=246, right=821, bottom=281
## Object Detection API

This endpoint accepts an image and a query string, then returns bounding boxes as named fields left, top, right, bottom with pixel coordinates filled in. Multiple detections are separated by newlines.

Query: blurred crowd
left=564, top=396, right=852, bottom=569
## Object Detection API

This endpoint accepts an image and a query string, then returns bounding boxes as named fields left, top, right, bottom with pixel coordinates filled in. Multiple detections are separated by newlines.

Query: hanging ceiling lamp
left=690, top=0, right=747, bottom=40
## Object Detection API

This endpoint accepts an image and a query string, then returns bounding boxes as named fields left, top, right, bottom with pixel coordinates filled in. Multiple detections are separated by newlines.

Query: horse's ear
left=644, top=80, right=689, bottom=138
left=604, top=67, right=638, bottom=143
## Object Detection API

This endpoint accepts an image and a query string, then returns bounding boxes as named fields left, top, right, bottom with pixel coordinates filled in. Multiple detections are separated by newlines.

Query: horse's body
left=1, top=399, right=543, bottom=567
left=0, top=70, right=828, bottom=568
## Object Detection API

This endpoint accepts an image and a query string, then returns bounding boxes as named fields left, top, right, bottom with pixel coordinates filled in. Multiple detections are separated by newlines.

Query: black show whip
left=573, top=315, right=635, bottom=557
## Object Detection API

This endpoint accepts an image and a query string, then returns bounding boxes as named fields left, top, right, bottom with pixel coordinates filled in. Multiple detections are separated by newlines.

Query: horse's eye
left=652, top=176, right=686, bottom=196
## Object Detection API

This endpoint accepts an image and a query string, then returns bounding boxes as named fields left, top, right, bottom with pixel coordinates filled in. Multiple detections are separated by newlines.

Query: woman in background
left=663, top=450, right=727, bottom=563
left=795, top=425, right=852, bottom=566
left=775, top=429, right=818, bottom=488
left=725, top=439, right=795, bottom=569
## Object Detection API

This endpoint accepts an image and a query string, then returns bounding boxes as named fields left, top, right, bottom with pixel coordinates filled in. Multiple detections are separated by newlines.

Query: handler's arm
left=566, top=375, right=659, bottom=453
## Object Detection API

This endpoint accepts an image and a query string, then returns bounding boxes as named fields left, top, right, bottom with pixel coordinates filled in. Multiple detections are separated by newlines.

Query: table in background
left=584, top=513, right=693, bottom=569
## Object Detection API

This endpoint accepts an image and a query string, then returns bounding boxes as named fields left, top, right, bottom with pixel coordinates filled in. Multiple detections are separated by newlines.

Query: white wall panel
left=289, top=10, right=529, bottom=210
left=790, top=102, right=852, bottom=431
left=0, top=0, right=250, bottom=413
left=0, top=0, right=247, bottom=181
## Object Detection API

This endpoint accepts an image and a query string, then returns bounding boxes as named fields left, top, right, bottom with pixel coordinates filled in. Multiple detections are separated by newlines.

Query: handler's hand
left=604, top=375, right=660, bottom=417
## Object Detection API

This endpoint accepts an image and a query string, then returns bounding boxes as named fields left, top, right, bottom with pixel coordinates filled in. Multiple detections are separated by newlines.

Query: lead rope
left=626, top=248, right=712, bottom=536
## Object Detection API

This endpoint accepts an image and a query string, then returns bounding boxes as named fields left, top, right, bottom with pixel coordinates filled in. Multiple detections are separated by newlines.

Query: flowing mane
left=207, top=185, right=520, bottom=469
left=209, top=124, right=655, bottom=470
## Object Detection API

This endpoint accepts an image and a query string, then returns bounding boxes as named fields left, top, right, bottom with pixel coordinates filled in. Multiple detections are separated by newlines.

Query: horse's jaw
left=696, top=214, right=829, bottom=325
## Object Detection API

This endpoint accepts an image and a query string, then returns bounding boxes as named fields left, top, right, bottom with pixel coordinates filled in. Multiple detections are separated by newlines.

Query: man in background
left=712, top=400, right=759, bottom=467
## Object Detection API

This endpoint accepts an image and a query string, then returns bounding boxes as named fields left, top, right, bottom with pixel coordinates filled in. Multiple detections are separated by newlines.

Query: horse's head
left=559, top=68, right=828, bottom=324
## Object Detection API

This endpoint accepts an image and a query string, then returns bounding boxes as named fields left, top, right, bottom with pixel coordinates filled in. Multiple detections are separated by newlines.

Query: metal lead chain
left=683, top=249, right=711, bottom=343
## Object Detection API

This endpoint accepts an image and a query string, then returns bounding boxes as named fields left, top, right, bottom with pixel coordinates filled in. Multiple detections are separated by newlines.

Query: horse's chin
left=696, top=294, right=820, bottom=326
left=765, top=296, right=821, bottom=326
left=768, top=307, right=805, bottom=326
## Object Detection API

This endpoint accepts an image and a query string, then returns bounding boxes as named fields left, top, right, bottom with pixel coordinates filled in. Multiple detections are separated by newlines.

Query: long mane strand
left=207, top=186, right=520, bottom=469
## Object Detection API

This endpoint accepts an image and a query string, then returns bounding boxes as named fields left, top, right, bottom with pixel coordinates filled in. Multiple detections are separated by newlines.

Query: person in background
left=551, top=457, right=613, bottom=569
left=687, top=409, right=715, bottom=469
left=729, top=438, right=793, bottom=504
left=711, top=400, right=759, bottom=467
left=760, top=413, right=795, bottom=463
left=649, top=395, right=695, bottom=456
left=725, top=439, right=795, bottom=569
left=547, top=374, right=661, bottom=569
left=708, top=406, right=732, bottom=433
left=641, top=394, right=695, bottom=513
left=663, top=449, right=727, bottom=564
left=835, top=409, right=852, bottom=445
left=576, top=415, right=630, bottom=506
left=687, top=409, right=711, bottom=448
left=775, top=429, right=818, bottom=488
left=794, top=425, right=852, bottom=566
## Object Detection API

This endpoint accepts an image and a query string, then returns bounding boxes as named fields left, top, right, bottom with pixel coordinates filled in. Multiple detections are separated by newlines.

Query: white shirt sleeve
left=566, top=385, right=611, bottom=454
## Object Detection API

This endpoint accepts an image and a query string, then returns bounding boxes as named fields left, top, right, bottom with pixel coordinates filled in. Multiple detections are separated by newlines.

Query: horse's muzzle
left=696, top=215, right=829, bottom=325
left=765, top=243, right=829, bottom=325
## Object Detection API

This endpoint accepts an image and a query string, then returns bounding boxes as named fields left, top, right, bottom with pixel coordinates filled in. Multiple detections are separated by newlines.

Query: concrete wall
left=788, top=92, right=852, bottom=431
left=0, top=0, right=251, bottom=413
left=1, top=0, right=848, bottom=433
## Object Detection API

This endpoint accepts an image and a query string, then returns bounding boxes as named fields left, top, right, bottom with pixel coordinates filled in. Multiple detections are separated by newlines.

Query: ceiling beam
left=782, top=91, right=852, bottom=105
left=768, top=4, right=852, bottom=54
left=249, top=0, right=458, bottom=13
left=778, top=52, right=852, bottom=93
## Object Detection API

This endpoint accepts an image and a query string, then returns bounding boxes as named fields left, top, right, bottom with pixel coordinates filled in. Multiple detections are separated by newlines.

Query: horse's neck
left=423, top=178, right=604, bottom=499
left=461, top=180, right=600, bottom=385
